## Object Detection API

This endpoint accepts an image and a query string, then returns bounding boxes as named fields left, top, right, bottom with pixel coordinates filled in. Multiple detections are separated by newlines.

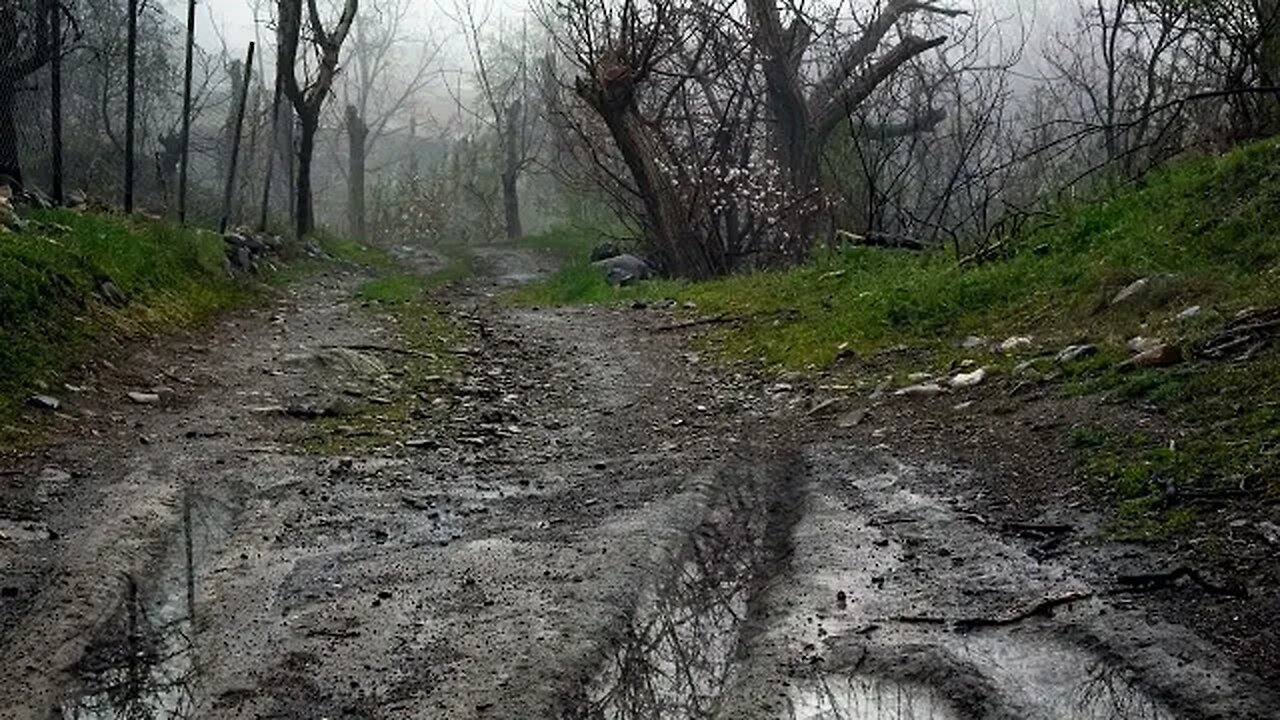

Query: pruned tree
left=336, top=0, right=441, bottom=241
left=277, top=0, right=357, bottom=237
left=451, top=1, right=541, bottom=241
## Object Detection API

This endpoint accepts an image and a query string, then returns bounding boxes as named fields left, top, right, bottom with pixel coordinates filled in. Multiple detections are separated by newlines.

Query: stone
left=593, top=254, right=654, bottom=286
left=1127, top=336, right=1162, bottom=354
left=1258, top=521, right=1280, bottom=547
left=894, top=383, right=946, bottom=398
left=949, top=368, right=987, bottom=388
left=953, top=401, right=975, bottom=411
left=996, top=336, right=1033, bottom=353
left=1014, top=357, right=1050, bottom=375
left=27, top=394, right=61, bottom=411
left=960, top=335, right=987, bottom=349
left=98, top=280, right=128, bottom=307
left=1056, top=344, right=1097, bottom=363
left=1110, top=273, right=1177, bottom=306
left=1118, top=343, right=1183, bottom=370
left=907, top=372, right=932, bottom=382
left=1175, top=305, right=1202, bottom=321
left=836, top=408, right=867, bottom=428
left=127, top=391, right=161, bottom=404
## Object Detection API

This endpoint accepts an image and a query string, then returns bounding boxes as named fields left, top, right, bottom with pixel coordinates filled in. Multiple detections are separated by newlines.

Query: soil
left=0, top=247, right=1276, bottom=719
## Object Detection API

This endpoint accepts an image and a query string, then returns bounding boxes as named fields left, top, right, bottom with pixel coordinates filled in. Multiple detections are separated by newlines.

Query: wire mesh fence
left=3, top=0, right=289, bottom=233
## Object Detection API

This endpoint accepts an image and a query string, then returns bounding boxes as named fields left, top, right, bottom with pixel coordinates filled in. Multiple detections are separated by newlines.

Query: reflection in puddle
left=788, top=676, right=961, bottom=720
left=60, top=576, right=194, bottom=719
left=583, top=467, right=795, bottom=719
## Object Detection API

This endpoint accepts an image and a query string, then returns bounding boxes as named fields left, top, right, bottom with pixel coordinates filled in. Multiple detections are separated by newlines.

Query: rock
left=949, top=367, right=987, bottom=388
left=1258, top=521, right=1280, bottom=547
left=27, top=394, right=62, bottom=411
left=126, top=391, right=161, bottom=404
left=807, top=398, right=840, bottom=416
left=1175, top=305, right=1202, bottom=321
left=1056, top=344, right=1097, bottom=363
left=907, top=371, right=932, bottom=382
left=960, top=335, right=987, bottom=349
left=1118, top=343, right=1183, bottom=370
left=836, top=408, right=867, bottom=428
left=894, top=383, right=946, bottom=398
left=996, top=335, right=1033, bottom=353
left=953, top=401, right=975, bottom=411
left=1110, top=273, right=1177, bottom=306
left=588, top=241, right=621, bottom=262
left=1127, top=336, right=1162, bottom=354
left=593, top=254, right=654, bottom=286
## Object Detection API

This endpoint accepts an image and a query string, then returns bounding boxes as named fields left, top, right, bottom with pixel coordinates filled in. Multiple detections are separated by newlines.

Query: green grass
left=0, top=210, right=252, bottom=434
left=514, top=225, right=684, bottom=305
left=514, top=137, right=1280, bottom=539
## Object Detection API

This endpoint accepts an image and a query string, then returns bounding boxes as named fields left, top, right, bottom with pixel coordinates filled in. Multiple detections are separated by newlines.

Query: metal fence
left=4, top=0, right=289, bottom=233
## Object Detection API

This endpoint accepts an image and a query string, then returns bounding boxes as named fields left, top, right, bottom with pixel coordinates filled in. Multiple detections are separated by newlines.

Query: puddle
left=583, top=462, right=803, bottom=719
left=787, top=676, right=961, bottom=720
left=59, top=490, right=235, bottom=718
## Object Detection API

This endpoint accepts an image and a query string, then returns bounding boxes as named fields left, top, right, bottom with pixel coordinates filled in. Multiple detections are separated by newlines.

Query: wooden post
left=49, top=0, right=63, bottom=204
left=123, top=0, right=138, bottom=213
left=220, top=42, right=256, bottom=234
left=178, top=0, right=197, bottom=223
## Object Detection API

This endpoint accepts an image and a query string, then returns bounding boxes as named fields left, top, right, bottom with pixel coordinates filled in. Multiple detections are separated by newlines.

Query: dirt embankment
left=0, top=248, right=1275, bottom=719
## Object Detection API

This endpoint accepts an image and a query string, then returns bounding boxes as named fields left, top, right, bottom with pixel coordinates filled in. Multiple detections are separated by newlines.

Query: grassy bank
left=516, top=138, right=1280, bottom=537
left=0, top=211, right=254, bottom=432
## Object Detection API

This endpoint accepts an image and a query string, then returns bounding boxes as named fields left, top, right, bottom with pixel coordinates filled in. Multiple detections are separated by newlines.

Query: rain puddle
left=583, top=462, right=802, bottom=719
left=59, top=490, right=233, bottom=719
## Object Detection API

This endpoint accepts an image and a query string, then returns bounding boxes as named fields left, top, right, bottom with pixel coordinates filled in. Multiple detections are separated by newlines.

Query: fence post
left=219, top=42, right=255, bottom=234
left=178, top=0, right=196, bottom=223
left=123, top=0, right=138, bottom=213
left=49, top=0, right=63, bottom=204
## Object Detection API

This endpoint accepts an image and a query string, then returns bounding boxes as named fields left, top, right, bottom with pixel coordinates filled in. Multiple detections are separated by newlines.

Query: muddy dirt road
left=1, top=248, right=1276, bottom=719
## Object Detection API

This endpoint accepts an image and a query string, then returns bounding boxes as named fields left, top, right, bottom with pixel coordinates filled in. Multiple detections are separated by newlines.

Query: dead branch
left=837, top=229, right=927, bottom=251
left=652, top=313, right=737, bottom=332
left=888, top=591, right=1094, bottom=631
left=1111, top=567, right=1248, bottom=599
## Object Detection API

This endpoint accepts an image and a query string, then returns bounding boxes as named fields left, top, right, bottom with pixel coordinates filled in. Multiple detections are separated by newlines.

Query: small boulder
left=996, top=336, right=1033, bottom=353
left=960, top=335, right=987, bottom=349
left=1175, top=305, right=1202, bottom=321
left=127, top=391, right=161, bottom=405
left=594, top=253, right=654, bottom=286
left=1056, top=344, right=1097, bottom=364
left=894, top=383, right=946, bottom=398
left=1118, top=343, right=1183, bottom=370
left=907, top=372, right=932, bottom=382
left=949, top=368, right=987, bottom=388
left=27, top=394, right=62, bottom=411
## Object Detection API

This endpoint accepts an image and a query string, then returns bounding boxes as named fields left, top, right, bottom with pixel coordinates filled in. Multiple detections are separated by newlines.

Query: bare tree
left=335, top=0, right=440, bottom=241
left=1, top=0, right=63, bottom=185
left=277, top=0, right=357, bottom=237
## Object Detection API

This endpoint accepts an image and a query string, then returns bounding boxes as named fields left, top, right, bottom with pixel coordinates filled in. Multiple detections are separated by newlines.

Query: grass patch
left=0, top=210, right=254, bottom=435
left=303, top=250, right=472, bottom=455
left=513, top=225, right=684, bottom=305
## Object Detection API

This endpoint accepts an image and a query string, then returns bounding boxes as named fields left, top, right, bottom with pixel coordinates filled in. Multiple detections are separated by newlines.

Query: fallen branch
left=888, top=591, right=1093, bottom=631
left=837, top=229, right=926, bottom=251
left=324, top=343, right=436, bottom=359
left=1111, top=566, right=1247, bottom=599
left=652, top=313, right=736, bottom=332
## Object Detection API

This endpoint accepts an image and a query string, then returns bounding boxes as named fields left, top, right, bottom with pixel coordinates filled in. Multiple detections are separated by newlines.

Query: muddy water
left=579, top=452, right=1181, bottom=720
left=58, top=490, right=236, bottom=719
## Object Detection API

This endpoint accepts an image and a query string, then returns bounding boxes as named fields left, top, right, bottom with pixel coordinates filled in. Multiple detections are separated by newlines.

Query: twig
left=652, top=313, right=736, bottom=332
left=324, top=343, right=436, bottom=359
left=1111, top=567, right=1247, bottom=599
left=888, top=591, right=1093, bottom=631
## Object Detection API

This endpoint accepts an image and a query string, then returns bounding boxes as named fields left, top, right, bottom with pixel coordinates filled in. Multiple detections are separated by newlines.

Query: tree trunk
left=502, top=100, right=522, bottom=239
left=0, top=80, right=22, bottom=185
left=1260, top=0, right=1280, bottom=133
left=345, top=105, right=368, bottom=241
left=295, top=114, right=317, bottom=238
